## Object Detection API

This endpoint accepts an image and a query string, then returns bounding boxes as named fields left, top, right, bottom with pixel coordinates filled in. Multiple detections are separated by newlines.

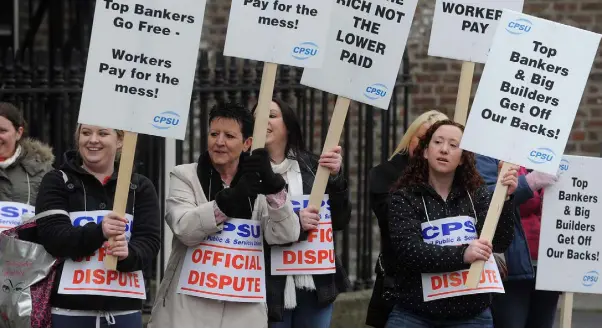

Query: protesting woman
left=476, top=155, right=561, bottom=327
left=252, top=99, right=351, bottom=328
left=148, top=103, right=300, bottom=328
left=366, top=110, right=448, bottom=327
left=34, top=124, right=160, bottom=327
left=386, top=120, right=518, bottom=328
left=0, top=102, right=54, bottom=227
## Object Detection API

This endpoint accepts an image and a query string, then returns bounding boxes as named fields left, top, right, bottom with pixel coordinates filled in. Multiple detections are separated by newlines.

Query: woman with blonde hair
left=365, top=110, right=448, bottom=327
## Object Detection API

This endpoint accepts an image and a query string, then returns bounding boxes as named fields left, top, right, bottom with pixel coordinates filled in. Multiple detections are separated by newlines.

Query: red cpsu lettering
left=307, top=228, right=333, bottom=243
left=187, top=270, right=261, bottom=292
left=283, top=249, right=335, bottom=265
left=430, top=270, right=500, bottom=290
left=72, top=269, right=141, bottom=287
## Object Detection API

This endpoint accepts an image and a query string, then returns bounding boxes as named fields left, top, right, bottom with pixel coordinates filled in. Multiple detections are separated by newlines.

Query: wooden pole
left=560, top=292, right=574, bottom=328
left=454, top=61, right=475, bottom=125
left=104, top=131, right=138, bottom=270
left=308, top=96, right=351, bottom=209
left=251, top=62, right=278, bottom=150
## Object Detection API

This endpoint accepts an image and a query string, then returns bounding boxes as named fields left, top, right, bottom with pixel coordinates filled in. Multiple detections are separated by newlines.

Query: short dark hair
left=252, top=98, right=305, bottom=158
left=0, top=102, right=27, bottom=136
left=209, top=102, right=254, bottom=139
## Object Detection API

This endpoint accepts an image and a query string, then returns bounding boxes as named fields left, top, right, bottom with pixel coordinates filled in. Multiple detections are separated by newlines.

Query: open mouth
left=436, top=157, right=449, bottom=163
left=87, top=147, right=102, bottom=152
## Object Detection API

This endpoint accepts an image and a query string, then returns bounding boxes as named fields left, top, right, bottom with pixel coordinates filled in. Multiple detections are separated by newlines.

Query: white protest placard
left=460, top=10, right=601, bottom=175
left=420, top=216, right=504, bottom=301
left=177, top=218, right=266, bottom=303
left=57, top=211, right=146, bottom=299
left=537, top=155, right=602, bottom=294
left=224, top=0, right=333, bottom=67
left=77, top=0, right=207, bottom=140
left=0, top=202, right=35, bottom=232
left=301, top=0, right=419, bottom=110
left=428, top=0, right=524, bottom=63
left=271, top=195, right=335, bottom=275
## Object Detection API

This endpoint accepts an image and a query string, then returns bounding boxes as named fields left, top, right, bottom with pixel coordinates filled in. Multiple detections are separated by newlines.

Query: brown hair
left=74, top=124, right=124, bottom=160
left=0, top=102, right=27, bottom=139
left=393, top=120, right=484, bottom=193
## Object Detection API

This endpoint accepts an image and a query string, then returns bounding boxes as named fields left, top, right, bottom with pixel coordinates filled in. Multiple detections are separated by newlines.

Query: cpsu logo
left=72, top=215, right=132, bottom=233
left=223, top=222, right=261, bottom=238
left=291, top=198, right=330, bottom=213
left=152, top=111, right=180, bottom=130
left=0, top=205, right=34, bottom=219
left=528, top=147, right=555, bottom=164
left=422, top=220, right=476, bottom=240
left=559, top=159, right=570, bottom=172
left=582, top=270, right=599, bottom=287
left=506, top=18, right=532, bottom=35
left=364, top=83, right=388, bottom=100
left=292, top=42, right=319, bottom=60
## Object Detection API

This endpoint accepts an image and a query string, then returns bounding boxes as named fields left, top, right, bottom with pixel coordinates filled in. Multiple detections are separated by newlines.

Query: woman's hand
left=101, top=212, right=128, bottom=239
left=501, top=165, right=519, bottom=196
left=319, top=146, right=342, bottom=176
left=104, top=233, right=128, bottom=261
left=463, top=238, right=493, bottom=264
left=300, top=206, right=320, bottom=231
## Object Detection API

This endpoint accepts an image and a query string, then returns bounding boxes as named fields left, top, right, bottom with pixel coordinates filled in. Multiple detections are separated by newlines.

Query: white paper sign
left=78, top=0, right=207, bottom=140
left=460, top=10, right=601, bottom=175
left=428, top=0, right=524, bottom=63
left=420, top=216, right=504, bottom=301
left=177, top=218, right=266, bottom=303
left=0, top=202, right=35, bottom=232
left=224, top=0, right=333, bottom=68
left=537, top=155, right=602, bottom=294
left=301, top=0, right=419, bottom=110
left=271, top=195, right=335, bottom=275
left=58, top=211, right=146, bottom=299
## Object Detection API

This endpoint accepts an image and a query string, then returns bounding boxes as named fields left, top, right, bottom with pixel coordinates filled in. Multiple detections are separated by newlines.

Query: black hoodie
left=34, top=151, right=160, bottom=311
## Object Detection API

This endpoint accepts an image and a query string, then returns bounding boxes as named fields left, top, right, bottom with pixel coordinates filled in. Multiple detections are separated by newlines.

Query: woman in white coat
left=148, top=103, right=300, bottom=328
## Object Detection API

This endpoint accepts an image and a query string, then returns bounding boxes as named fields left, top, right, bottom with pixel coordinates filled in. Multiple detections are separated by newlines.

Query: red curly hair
left=393, top=120, right=484, bottom=193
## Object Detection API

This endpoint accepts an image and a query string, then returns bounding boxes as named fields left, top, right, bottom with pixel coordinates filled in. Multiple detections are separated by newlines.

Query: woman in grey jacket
left=148, top=103, right=300, bottom=328
left=0, top=102, right=54, bottom=229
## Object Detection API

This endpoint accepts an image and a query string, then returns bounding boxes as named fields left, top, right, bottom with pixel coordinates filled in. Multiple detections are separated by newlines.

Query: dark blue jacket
left=475, top=154, right=535, bottom=281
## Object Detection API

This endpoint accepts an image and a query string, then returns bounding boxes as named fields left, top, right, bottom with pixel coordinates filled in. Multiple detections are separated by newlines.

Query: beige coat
left=148, top=163, right=300, bottom=328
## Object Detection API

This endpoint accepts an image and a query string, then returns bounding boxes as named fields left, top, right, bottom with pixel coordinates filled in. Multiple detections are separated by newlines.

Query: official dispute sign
left=177, top=218, right=266, bottom=303
left=428, top=0, right=524, bottom=63
left=271, top=195, right=335, bottom=275
left=58, top=211, right=146, bottom=299
left=0, top=202, right=35, bottom=232
left=301, top=0, right=419, bottom=110
left=460, top=10, right=601, bottom=175
left=224, top=0, right=333, bottom=67
left=78, top=0, right=207, bottom=139
left=537, top=155, right=602, bottom=294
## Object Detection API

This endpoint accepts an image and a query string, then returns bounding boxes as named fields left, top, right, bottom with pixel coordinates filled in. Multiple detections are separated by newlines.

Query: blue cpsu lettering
left=0, top=205, right=33, bottom=218
left=528, top=147, right=555, bottom=164
left=422, top=220, right=475, bottom=240
left=292, top=42, right=319, bottom=60
left=223, top=222, right=261, bottom=238
left=290, top=198, right=331, bottom=213
left=559, top=159, right=570, bottom=172
left=582, top=270, right=599, bottom=287
left=364, top=83, right=388, bottom=100
left=506, top=18, right=532, bottom=35
left=73, top=215, right=132, bottom=233
left=152, top=111, right=181, bottom=130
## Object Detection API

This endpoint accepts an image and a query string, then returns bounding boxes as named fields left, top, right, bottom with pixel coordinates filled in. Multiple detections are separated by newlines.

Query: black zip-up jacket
left=388, top=183, right=515, bottom=320
left=34, top=151, right=161, bottom=311
left=265, top=151, right=352, bottom=322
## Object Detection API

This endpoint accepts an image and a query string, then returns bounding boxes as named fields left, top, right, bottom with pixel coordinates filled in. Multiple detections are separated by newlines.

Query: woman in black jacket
left=386, top=120, right=518, bottom=328
left=35, top=124, right=160, bottom=328
left=252, top=99, right=351, bottom=328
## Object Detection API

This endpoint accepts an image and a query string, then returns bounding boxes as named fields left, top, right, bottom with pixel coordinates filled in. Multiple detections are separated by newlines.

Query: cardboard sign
left=0, top=202, right=35, bottom=232
left=537, top=155, right=602, bottom=294
left=78, top=0, right=207, bottom=140
left=271, top=195, right=335, bottom=275
left=177, top=218, right=266, bottom=303
left=460, top=10, right=601, bottom=175
left=301, top=0, right=419, bottom=110
left=224, top=0, right=333, bottom=67
left=428, top=0, right=524, bottom=63
left=420, top=216, right=504, bottom=301
left=58, top=211, right=146, bottom=299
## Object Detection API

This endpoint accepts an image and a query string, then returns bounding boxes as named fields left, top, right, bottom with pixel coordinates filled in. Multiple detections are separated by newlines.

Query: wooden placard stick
left=465, top=161, right=512, bottom=288
left=308, top=96, right=351, bottom=209
left=251, top=62, right=278, bottom=151
left=104, top=131, right=138, bottom=270
left=560, top=292, right=574, bottom=328
left=454, top=61, right=476, bottom=125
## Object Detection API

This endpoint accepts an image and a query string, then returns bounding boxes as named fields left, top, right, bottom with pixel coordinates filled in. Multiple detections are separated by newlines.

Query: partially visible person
left=35, top=124, right=161, bottom=328
left=476, top=155, right=561, bottom=328
left=385, top=120, right=518, bottom=328
left=366, top=110, right=448, bottom=327
left=0, top=102, right=54, bottom=227
left=148, top=103, right=300, bottom=328
left=252, top=99, right=351, bottom=328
